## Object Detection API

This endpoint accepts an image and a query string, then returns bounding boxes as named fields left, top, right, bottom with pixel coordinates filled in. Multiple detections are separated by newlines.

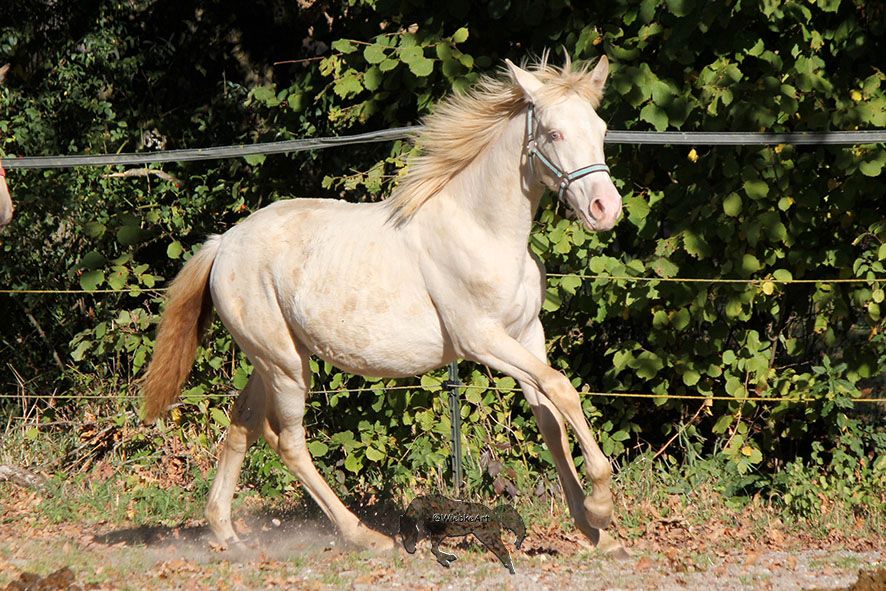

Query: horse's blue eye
left=550, top=130, right=564, bottom=141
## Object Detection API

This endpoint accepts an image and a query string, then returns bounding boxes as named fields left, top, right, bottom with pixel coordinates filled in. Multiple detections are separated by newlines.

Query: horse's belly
left=289, top=298, right=450, bottom=377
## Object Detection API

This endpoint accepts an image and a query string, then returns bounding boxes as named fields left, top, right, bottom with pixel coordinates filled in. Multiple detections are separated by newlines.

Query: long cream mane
left=385, top=55, right=605, bottom=223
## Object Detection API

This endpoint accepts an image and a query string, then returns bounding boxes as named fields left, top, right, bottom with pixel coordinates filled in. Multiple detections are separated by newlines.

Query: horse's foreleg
left=516, top=322, right=626, bottom=555
left=205, top=374, right=266, bottom=546
left=466, top=323, right=613, bottom=529
left=262, top=358, right=395, bottom=553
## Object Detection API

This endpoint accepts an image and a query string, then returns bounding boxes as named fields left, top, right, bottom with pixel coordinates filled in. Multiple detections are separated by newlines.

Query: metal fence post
left=444, top=360, right=463, bottom=496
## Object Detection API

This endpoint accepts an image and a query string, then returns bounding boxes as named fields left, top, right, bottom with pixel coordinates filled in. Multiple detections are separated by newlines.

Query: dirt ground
left=1, top=485, right=883, bottom=591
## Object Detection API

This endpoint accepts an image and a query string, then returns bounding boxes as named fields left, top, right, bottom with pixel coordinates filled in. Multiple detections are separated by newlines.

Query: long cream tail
left=139, top=235, right=221, bottom=422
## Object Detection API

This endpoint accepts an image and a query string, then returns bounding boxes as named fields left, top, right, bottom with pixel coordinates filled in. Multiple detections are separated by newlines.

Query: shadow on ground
left=90, top=497, right=406, bottom=562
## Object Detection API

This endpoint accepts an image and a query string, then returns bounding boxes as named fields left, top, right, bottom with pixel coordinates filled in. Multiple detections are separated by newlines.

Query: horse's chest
left=503, top=281, right=544, bottom=333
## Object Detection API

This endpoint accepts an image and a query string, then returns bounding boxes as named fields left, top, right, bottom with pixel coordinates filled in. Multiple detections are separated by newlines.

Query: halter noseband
left=524, top=103, right=610, bottom=206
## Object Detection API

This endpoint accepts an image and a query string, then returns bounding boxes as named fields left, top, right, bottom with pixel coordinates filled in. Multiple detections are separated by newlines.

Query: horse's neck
left=420, top=113, right=543, bottom=250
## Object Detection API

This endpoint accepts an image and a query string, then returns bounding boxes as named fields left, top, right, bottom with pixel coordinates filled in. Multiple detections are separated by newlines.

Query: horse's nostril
left=590, top=198, right=606, bottom=220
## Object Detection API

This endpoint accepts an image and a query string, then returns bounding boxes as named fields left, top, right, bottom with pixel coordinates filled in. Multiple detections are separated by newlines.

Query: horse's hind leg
left=260, top=348, right=395, bottom=553
left=205, top=374, right=266, bottom=545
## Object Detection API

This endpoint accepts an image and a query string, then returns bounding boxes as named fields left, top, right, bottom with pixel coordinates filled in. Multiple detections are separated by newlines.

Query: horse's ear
left=590, top=55, right=610, bottom=90
left=505, top=59, right=543, bottom=103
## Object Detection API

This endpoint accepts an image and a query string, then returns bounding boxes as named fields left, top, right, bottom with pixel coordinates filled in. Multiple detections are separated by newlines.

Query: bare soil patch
left=2, top=484, right=882, bottom=590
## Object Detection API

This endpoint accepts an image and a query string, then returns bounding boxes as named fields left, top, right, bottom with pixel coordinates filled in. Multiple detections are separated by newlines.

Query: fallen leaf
left=636, top=556, right=654, bottom=571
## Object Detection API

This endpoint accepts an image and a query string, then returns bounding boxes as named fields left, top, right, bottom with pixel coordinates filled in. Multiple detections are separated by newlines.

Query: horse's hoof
left=230, top=538, right=249, bottom=553
left=595, top=530, right=629, bottom=558
left=583, top=494, right=614, bottom=530
left=346, top=524, right=396, bottom=553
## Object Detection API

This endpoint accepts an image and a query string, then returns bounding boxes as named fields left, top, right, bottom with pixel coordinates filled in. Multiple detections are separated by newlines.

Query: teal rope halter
left=524, top=103, right=611, bottom=207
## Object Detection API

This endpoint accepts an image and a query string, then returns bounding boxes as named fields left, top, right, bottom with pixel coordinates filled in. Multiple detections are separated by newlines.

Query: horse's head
left=506, top=54, right=622, bottom=232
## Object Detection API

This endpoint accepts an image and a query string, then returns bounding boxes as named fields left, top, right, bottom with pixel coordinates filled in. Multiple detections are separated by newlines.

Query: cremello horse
left=140, top=54, right=625, bottom=555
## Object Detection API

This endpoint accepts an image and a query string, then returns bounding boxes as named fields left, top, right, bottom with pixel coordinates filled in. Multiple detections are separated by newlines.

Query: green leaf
left=71, top=340, right=92, bottom=361
left=334, top=73, right=363, bottom=97
left=308, top=441, right=329, bottom=457
left=379, top=58, right=398, bottom=72
left=560, top=274, right=582, bottom=295
left=682, top=369, right=701, bottom=386
left=210, top=408, right=230, bottom=427
left=365, top=446, right=385, bottom=462
left=107, top=267, right=129, bottom=290
left=747, top=39, right=764, bottom=57
left=116, top=224, right=140, bottom=246
left=712, top=414, right=733, bottom=434
left=363, top=44, right=387, bottom=64
left=363, top=66, right=382, bottom=91
left=80, top=251, right=106, bottom=270
left=243, top=154, right=266, bottom=166
left=79, top=270, right=105, bottom=291
left=232, top=367, right=250, bottom=390
left=344, top=453, right=363, bottom=473
left=859, top=159, right=883, bottom=177
left=287, top=93, right=305, bottom=111
left=651, top=257, right=679, bottom=278
left=743, top=179, right=769, bottom=200
left=640, top=102, right=668, bottom=131
left=399, top=46, right=423, bottom=64
left=725, top=298, right=743, bottom=318
left=683, top=231, right=711, bottom=259
left=452, top=27, right=469, bottom=43
left=773, top=269, right=793, bottom=282
left=723, top=193, right=743, bottom=217
left=543, top=287, right=561, bottom=312
left=611, top=429, right=630, bottom=442
left=725, top=376, right=747, bottom=398
left=167, top=240, right=183, bottom=259
left=331, top=39, right=357, bottom=54
left=742, top=253, right=761, bottom=274
left=408, top=56, right=434, bottom=77
left=672, top=308, right=691, bottom=331
left=634, top=351, right=664, bottom=379
left=252, top=85, right=276, bottom=104
left=84, top=221, right=106, bottom=238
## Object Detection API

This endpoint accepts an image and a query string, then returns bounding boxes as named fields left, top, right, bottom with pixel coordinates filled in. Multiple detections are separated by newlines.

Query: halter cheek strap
left=524, top=103, right=610, bottom=206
